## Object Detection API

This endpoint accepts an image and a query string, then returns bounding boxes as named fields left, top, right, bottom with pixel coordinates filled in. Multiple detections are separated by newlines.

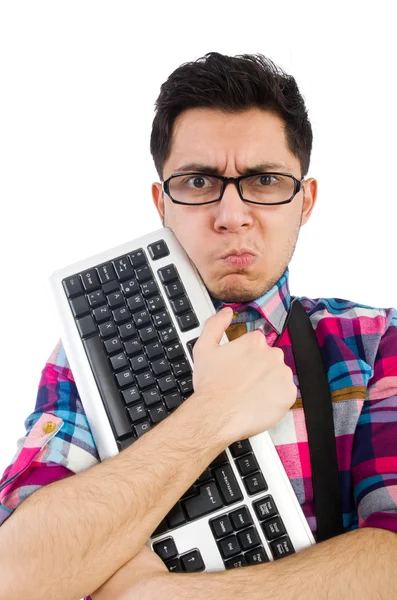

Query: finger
left=197, top=307, right=234, bottom=348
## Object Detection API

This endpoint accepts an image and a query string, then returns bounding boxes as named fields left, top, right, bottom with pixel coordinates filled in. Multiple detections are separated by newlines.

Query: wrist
left=182, top=390, right=234, bottom=447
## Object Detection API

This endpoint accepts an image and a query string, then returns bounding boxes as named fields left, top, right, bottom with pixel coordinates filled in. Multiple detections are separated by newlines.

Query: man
left=0, top=52, right=396, bottom=600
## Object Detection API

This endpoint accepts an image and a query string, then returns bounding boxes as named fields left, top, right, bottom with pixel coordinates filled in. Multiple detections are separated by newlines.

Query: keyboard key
left=104, top=336, right=123, bottom=355
left=138, top=326, right=158, bottom=344
left=214, top=464, right=244, bottom=505
left=153, top=537, right=178, bottom=561
left=166, top=501, right=187, bottom=529
left=131, top=354, right=149, bottom=372
left=158, top=264, right=178, bottom=284
left=178, top=376, right=193, bottom=395
left=177, top=311, right=199, bottom=332
left=229, top=439, right=252, bottom=458
left=63, top=276, right=84, bottom=298
left=151, top=356, right=171, bottom=377
left=183, top=481, right=223, bottom=520
left=147, top=239, right=170, bottom=260
left=129, top=249, right=147, bottom=269
left=82, top=334, right=132, bottom=439
left=113, top=255, right=135, bottom=281
left=224, top=554, right=247, bottom=569
left=163, top=391, right=183, bottom=411
left=132, top=309, right=151, bottom=328
left=186, top=337, right=199, bottom=360
left=164, top=280, right=184, bottom=299
left=140, top=279, right=160, bottom=298
left=112, top=306, right=131, bottom=325
left=93, top=305, right=112, bottom=324
left=134, top=420, right=152, bottom=437
left=122, top=385, right=141, bottom=405
left=124, top=338, right=143, bottom=357
left=145, top=340, right=164, bottom=360
left=236, top=453, right=260, bottom=476
left=135, top=264, right=152, bottom=283
left=243, top=472, right=268, bottom=495
left=253, top=496, right=278, bottom=521
left=127, top=293, right=146, bottom=312
left=142, top=387, right=162, bottom=406
left=135, top=370, right=156, bottom=389
left=245, top=546, right=269, bottom=565
left=170, top=296, right=191, bottom=315
left=110, top=352, right=128, bottom=371
left=159, top=326, right=178, bottom=344
left=70, top=295, right=90, bottom=318
left=118, top=321, right=137, bottom=340
left=261, top=516, right=286, bottom=541
left=164, top=558, right=183, bottom=573
left=115, top=369, right=135, bottom=388
left=117, top=435, right=136, bottom=452
left=99, top=321, right=117, bottom=339
left=153, top=311, right=172, bottom=329
left=148, top=403, right=168, bottom=424
left=107, top=291, right=125, bottom=309
left=76, top=314, right=97, bottom=338
left=147, top=295, right=165, bottom=313
left=80, top=269, right=100, bottom=292
left=164, top=342, right=184, bottom=361
left=210, top=514, right=233, bottom=539
left=102, top=280, right=119, bottom=294
left=157, top=373, right=178, bottom=394
left=180, top=549, right=205, bottom=572
left=88, top=290, right=106, bottom=308
left=120, top=278, right=139, bottom=297
left=97, top=262, right=116, bottom=284
left=127, top=402, right=147, bottom=423
left=269, top=536, right=295, bottom=559
left=171, top=360, right=191, bottom=378
left=229, top=506, right=253, bottom=531
left=236, top=526, right=261, bottom=550
left=218, top=535, right=241, bottom=559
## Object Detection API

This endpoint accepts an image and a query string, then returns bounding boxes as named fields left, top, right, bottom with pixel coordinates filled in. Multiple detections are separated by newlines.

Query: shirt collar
left=210, top=266, right=291, bottom=335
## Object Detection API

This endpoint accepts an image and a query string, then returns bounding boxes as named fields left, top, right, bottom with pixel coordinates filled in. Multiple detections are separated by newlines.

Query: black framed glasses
left=162, top=172, right=304, bottom=206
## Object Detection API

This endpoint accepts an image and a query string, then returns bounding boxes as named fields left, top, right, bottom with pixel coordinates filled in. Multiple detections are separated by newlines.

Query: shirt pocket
left=0, top=413, right=64, bottom=510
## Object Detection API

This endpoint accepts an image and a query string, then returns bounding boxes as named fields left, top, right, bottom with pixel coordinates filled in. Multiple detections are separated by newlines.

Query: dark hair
left=150, top=52, right=313, bottom=181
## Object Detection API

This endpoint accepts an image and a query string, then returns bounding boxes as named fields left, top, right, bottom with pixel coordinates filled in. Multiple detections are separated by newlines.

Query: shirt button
left=233, top=311, right=239, bottom=319
left=43, top=421, right=56, bottom=434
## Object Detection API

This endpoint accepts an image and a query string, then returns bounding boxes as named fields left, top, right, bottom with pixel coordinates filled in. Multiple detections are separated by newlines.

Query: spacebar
left=82, top=335, right=132, bottom=439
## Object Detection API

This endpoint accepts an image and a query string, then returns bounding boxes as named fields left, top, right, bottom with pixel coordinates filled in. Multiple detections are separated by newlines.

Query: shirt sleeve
left=352, top=306, right=397, bottom=534
left=0, top=339, right=100, bottom=527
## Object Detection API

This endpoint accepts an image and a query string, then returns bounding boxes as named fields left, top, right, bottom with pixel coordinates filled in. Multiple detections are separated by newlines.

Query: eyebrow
left=174, top=162, right=290, bottom=175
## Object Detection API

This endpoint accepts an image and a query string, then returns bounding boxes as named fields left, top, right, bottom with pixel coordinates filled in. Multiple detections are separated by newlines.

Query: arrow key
left=153, top=537, right=178, bottom=561
left=164, top=557, right=183, bottom=573
left=180, top=549, right=205, bottom=572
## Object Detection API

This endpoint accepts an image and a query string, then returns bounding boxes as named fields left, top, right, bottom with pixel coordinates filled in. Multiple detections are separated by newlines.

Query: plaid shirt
left=1, top=265, right=397, bottom=550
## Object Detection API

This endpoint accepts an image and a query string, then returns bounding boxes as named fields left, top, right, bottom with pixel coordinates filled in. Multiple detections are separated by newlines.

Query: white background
left=0, top=1, right=395, bottom=476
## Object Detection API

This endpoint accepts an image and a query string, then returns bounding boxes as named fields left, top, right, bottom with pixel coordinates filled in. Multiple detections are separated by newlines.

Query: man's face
left=152, top=107, right=317, bottom=303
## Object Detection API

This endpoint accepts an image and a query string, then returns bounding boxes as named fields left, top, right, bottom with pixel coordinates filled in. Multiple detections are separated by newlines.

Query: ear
left=301, top=178, right=318, bottom=226
left=152, top=182, right=165, bottom=223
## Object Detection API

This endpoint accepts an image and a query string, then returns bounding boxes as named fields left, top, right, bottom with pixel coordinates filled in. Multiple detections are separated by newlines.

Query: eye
left=255, top=174, right=278, bottom=186
left=183, top=175, right=214, bottom=189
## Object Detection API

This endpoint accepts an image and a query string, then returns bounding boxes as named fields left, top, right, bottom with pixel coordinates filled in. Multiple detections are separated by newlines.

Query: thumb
left=198, top=306, right=234, bottom=348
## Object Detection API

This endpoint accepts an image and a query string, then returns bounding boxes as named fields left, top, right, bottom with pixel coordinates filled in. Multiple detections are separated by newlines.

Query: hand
left=192, top=307, right=297, bottom=442
left=91, top=544, right=169, bottom=600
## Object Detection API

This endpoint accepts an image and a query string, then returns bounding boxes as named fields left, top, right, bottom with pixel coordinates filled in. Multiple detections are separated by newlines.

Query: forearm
left=153, top=527, right=397, bottom=600
left=0, top=391, right=228, bottom=600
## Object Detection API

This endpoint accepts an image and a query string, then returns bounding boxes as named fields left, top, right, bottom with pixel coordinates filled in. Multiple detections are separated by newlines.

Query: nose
left=213, top=180, right=253, bottom=232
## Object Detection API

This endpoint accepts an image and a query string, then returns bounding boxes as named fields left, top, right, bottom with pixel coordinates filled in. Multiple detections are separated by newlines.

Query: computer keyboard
left=49, top=226, right=315, bottom=572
